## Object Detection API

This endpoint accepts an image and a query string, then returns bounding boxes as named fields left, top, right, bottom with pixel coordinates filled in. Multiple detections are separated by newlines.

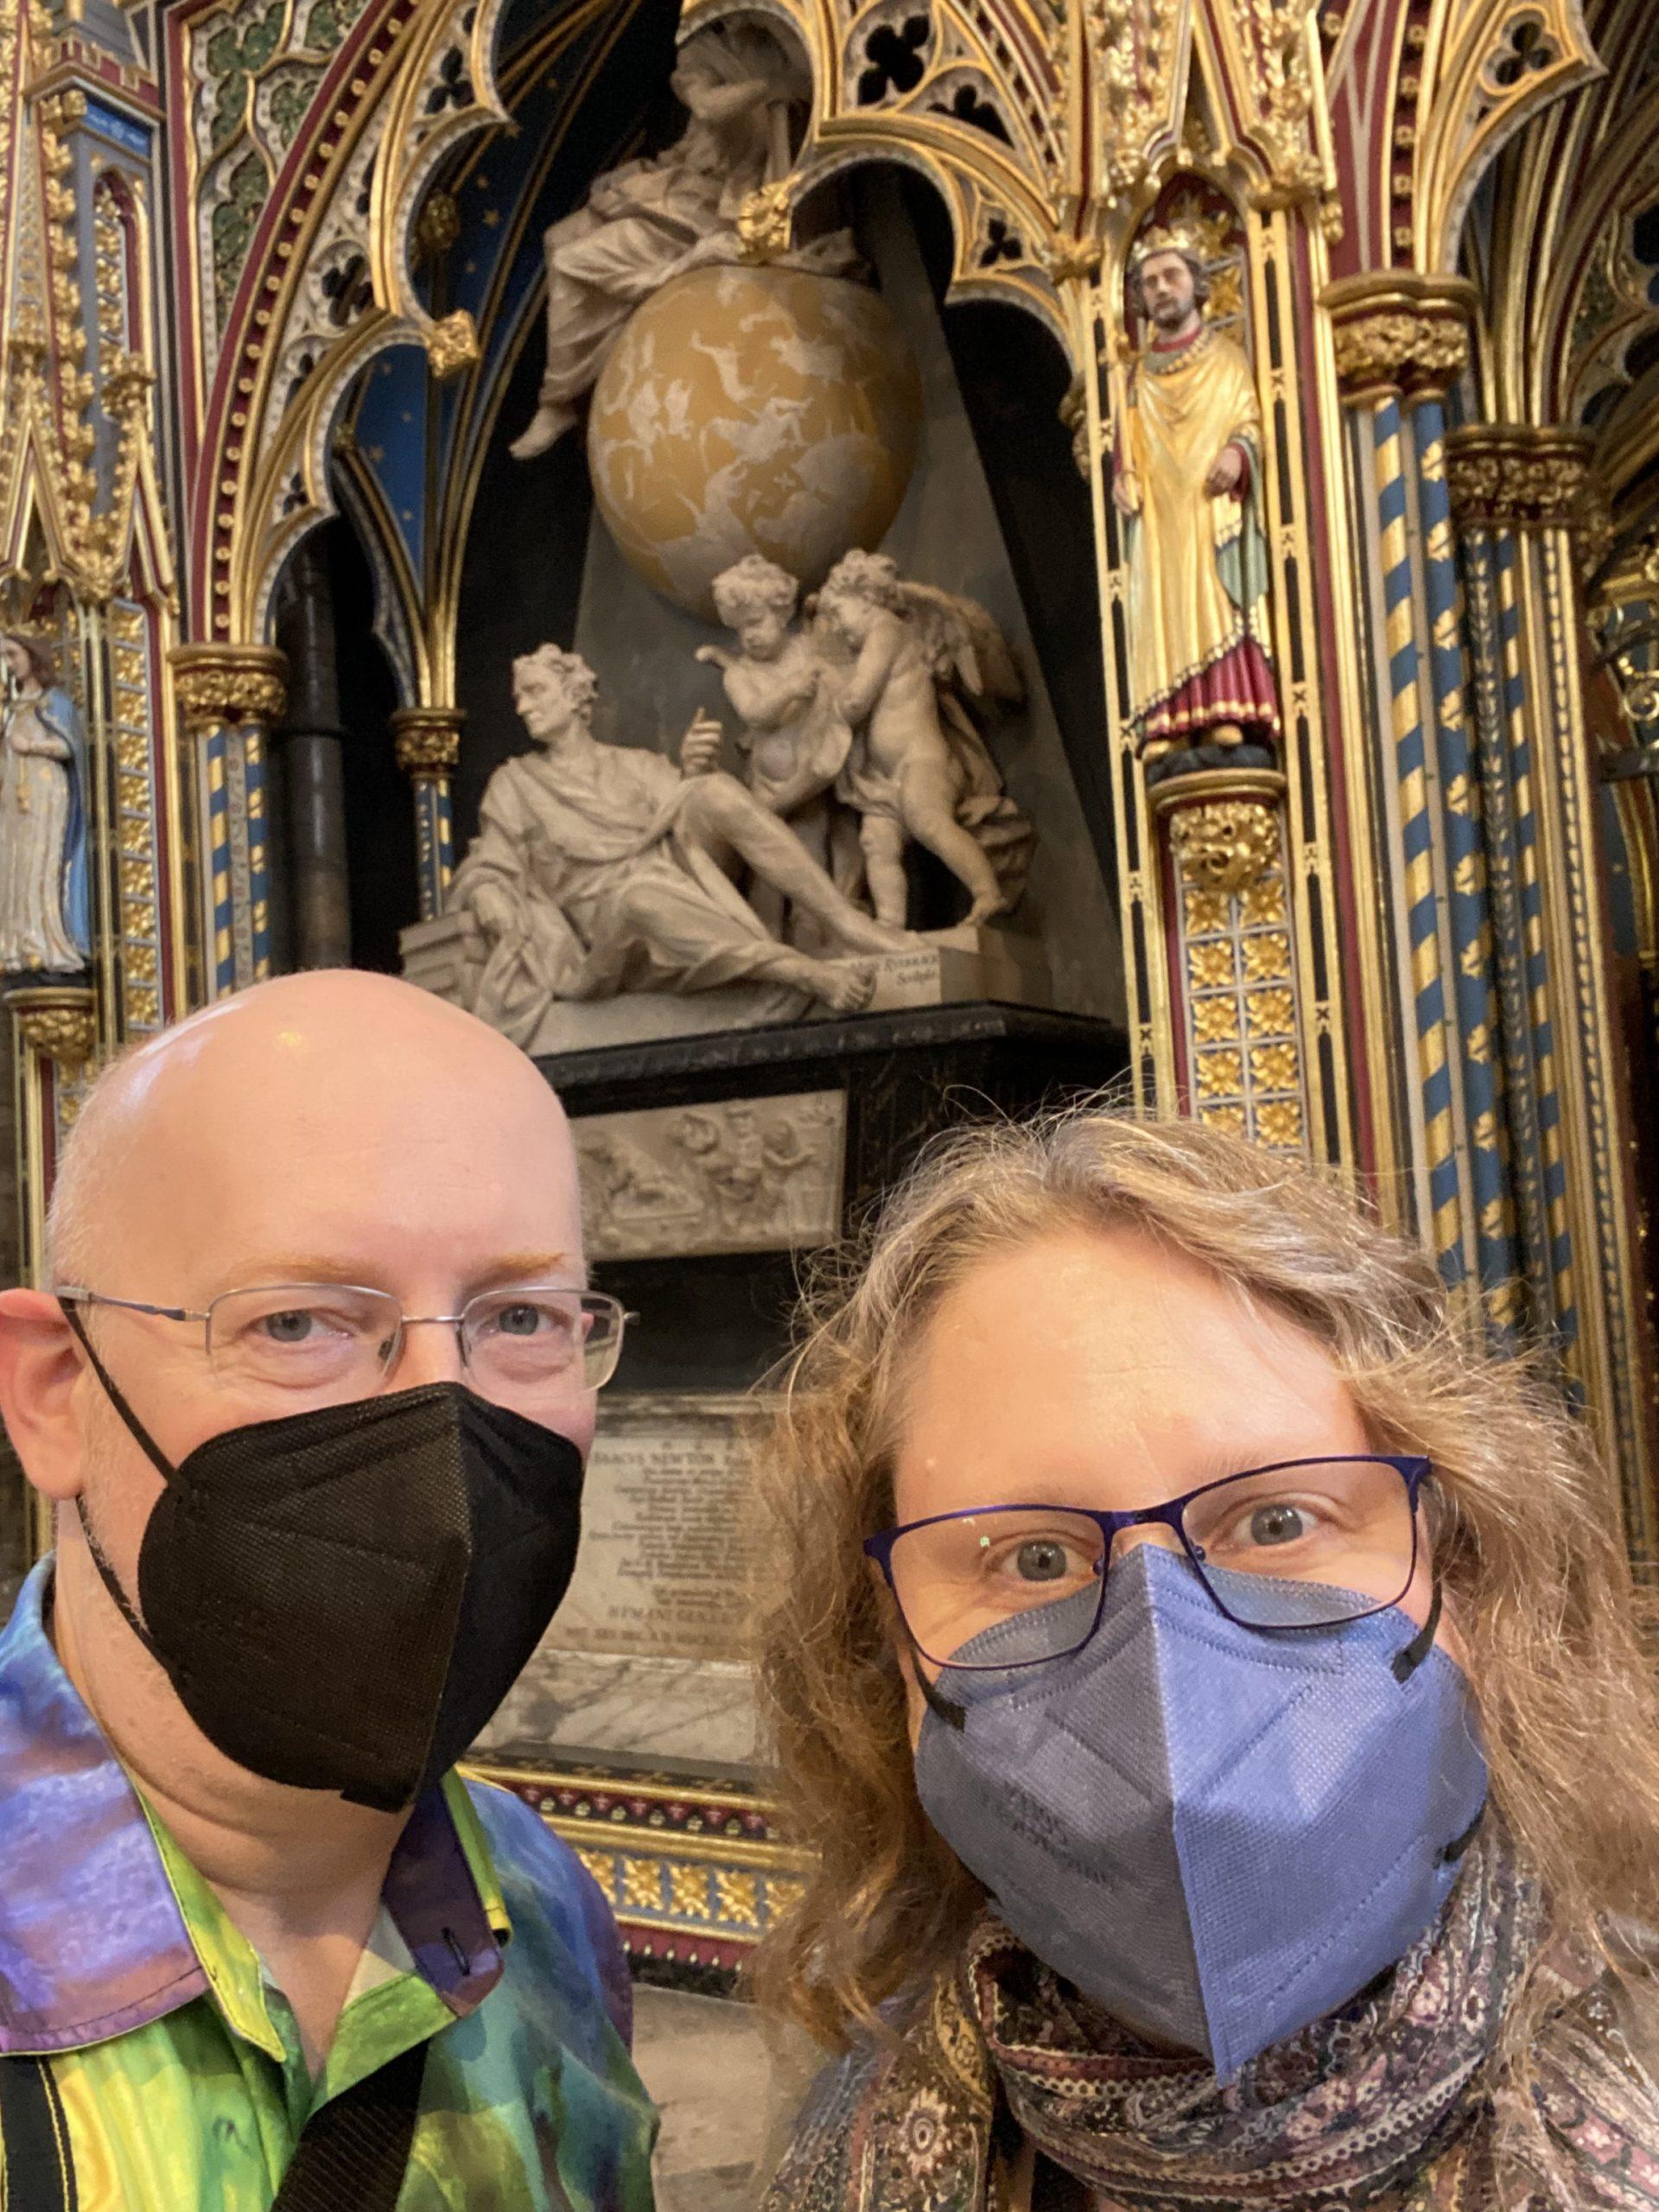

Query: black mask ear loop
left=903, top=1631, right=966, bottom=1731
left=1386, top=1573, right=1484, bottom=1866
left=1389, top=1574, right=1444, bottom=1683
left=1391, top=1472, right=1446, bottom=1685
left=58, top=1300, right=175, bottom=1660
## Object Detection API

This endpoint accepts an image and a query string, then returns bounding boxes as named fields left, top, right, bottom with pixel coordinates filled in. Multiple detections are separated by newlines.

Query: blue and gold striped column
left=1455, top=525, right=1554, bottom=1343
left=170, top=645, right=288, bottom=997
left=1446, top=421, right=1656, bottom=1553
left=392, top=707, right=463, bottom=921
left=1411, top=396, right=1520, bottom=1332
left=1375, top=397, right=1469, bottom=1292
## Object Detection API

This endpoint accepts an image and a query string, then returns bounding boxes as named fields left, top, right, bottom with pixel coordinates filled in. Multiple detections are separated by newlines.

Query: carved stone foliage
left=1166, top=792, right=1282, bottom=896
left=10, top=982, right=98, bottom=1068
left=391, top=704, right=461, bottom=776
left=170, top=643, right=289, bottom=731
left=1323, top=273, right=1478, bottom=403
left=574, top=1093, right=846, bottom=1261
left=1445, top=424, right=1595, bottom=530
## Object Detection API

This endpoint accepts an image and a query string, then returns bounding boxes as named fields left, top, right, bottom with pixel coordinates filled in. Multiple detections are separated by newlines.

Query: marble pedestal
left=397, top=911, right=1051, bottom=1053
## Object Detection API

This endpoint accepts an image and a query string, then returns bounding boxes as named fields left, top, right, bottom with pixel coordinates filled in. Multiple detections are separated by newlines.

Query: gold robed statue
left=1112, top=226, right=1280, bottom=777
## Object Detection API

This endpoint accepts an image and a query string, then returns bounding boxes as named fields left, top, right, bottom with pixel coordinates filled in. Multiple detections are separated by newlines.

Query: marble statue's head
left=817, top=550, right=903, bottom=646
left=512, top=644, right=599, bottom=744
left=1128, top=225, right=1210, bottom=335
left=1, top=632, right=55, bottom=689
left=673, top=20, right=803, bottom=105
left=712, top=555, right=798, bottom=660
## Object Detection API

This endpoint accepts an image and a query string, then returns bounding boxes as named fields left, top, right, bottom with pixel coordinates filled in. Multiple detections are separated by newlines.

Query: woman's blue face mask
left=912, top=1540, right=1488, bottom=2082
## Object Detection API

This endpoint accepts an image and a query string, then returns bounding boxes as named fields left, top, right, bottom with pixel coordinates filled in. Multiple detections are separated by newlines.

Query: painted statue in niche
left=446, top=645, right=908, bottom=1042
left=1112, top=222, right=1280, bottom=779
left=0, top=635, right=90, bottom=973
left=510, top=22, right=856, bottom=460
left=702, top=550, right=1033, bottom=931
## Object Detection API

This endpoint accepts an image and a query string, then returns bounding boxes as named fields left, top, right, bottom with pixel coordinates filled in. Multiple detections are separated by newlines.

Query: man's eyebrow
left=201, top=1252, right=584, bottom=1296
left=465, top=1253, right=586, bottom=1292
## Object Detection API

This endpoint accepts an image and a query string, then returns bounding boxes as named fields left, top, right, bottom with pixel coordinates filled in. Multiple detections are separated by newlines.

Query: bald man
left=0, top=973, right=657, bottom=2209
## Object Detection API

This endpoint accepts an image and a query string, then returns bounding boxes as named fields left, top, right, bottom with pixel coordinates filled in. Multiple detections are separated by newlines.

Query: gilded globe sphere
left=586, top=263, right=923, bottom=620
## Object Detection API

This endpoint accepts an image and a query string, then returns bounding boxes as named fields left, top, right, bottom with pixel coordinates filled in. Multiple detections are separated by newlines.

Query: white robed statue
left=0, top=634, right=90, bottom=972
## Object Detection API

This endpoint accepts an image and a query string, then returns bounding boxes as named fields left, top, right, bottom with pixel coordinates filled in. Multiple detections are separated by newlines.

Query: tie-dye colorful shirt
left=0, top=1560, right=658, bottom=2209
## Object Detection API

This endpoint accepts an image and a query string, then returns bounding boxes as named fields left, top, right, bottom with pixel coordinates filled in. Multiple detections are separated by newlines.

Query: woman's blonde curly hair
left=750, top=1107, right=1659, bottom=2054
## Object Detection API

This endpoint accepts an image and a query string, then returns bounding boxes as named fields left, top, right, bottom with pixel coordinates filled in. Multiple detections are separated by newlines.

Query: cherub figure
left=698, top=556, right=861, bottom=925
left=814, top=551, right=1032, bottom=930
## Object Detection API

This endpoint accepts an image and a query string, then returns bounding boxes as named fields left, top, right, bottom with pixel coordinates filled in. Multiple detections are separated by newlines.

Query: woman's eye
left=1243, top=1501, right=1312, bottom=1547
left=1007, top=1539, right=1075, bottom=1583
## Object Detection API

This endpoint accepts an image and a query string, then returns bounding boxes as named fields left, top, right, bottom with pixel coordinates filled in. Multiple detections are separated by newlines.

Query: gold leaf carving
left=1168, top=798, right=1281, bottom=895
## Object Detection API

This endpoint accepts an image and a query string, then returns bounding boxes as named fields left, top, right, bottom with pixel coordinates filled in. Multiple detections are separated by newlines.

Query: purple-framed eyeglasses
left=864, top=1453, right=1433, bottom=1671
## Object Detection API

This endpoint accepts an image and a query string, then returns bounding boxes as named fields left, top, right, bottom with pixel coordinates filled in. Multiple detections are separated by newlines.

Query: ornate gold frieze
left=10, top=982, right=98, bottom=1070
left=1161, top=785, right=1285, bottom=897
left=1445, top=425, right=1594, bottom=531
left=169, top=643, right=288, bottom=732
left=391, top=704, right=462, bottom=778
left=1321, top=272, right=1477, bottom=403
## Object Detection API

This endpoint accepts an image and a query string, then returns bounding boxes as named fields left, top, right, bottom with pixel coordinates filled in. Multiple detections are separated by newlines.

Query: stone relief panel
left=574, top=1091, right=845, bottom=1262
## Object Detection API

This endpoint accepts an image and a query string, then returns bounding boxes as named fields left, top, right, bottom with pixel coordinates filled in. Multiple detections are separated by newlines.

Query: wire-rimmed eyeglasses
left=864, top=1454, right=1432, bottom=1671
left=55, top=1281, right=633, bottom=1402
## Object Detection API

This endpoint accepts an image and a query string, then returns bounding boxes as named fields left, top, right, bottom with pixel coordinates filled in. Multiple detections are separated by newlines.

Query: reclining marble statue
left=700, top=551, right=1033, bottom=933
left=443, top=645, right=908, bottom=1048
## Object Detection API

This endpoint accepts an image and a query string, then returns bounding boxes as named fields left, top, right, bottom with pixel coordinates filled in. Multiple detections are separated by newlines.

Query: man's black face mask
left=64, top=1307, right=585, bottom=1812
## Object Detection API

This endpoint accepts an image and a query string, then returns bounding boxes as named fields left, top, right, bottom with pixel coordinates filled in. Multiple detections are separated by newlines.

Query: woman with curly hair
left=753, top=1109, right=1659, bottom=2210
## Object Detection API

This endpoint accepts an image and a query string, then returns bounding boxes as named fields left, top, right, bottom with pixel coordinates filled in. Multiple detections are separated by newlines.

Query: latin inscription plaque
left=544, top=1393, right=760, bottom=1664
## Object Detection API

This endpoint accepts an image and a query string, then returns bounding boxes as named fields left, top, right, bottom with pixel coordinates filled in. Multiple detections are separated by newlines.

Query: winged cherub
left=698, top=556, right=861, bottom=925
left=813, top=551, right=1032, bottom=930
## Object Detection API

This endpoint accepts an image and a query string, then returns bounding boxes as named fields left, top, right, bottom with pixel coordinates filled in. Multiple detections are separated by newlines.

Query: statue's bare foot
left=809, top=959, right=877, bottom=1016
left=510, top=404, right=576, bottom=460
left=965, top=893, right=1011, bottom=927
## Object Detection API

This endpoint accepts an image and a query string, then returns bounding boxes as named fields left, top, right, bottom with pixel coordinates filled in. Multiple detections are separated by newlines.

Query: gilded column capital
left=1152, top=769, right=1287, bottom=896
left=1445, top=424, right=1595, bottom=531
left=391, top=706, right=464, bottom=779
left=10, top=982, right=98, bottom=1069
left=1321, top=272, right=1478, bottom=404
left=170, top=644, right=289, bottom=734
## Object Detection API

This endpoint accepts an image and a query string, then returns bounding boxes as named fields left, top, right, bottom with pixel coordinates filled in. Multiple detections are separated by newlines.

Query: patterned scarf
left=764, top=1826, right=1659, bottom=2212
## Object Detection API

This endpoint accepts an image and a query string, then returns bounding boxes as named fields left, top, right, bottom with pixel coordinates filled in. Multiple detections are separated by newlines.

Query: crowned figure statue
left=1111, top=225, right=1280, bottom=776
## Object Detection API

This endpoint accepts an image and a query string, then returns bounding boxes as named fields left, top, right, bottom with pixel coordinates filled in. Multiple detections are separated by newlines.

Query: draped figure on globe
left=510, top=22, right=855, bottom=461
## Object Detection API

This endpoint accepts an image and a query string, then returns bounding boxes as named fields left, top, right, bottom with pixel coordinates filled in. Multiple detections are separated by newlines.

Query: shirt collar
left=0, top=1560, right=508, bottom=2055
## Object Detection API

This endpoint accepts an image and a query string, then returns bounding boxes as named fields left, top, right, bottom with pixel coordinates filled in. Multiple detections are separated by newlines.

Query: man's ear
left=0, top=1290, right=88, bottom=1503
